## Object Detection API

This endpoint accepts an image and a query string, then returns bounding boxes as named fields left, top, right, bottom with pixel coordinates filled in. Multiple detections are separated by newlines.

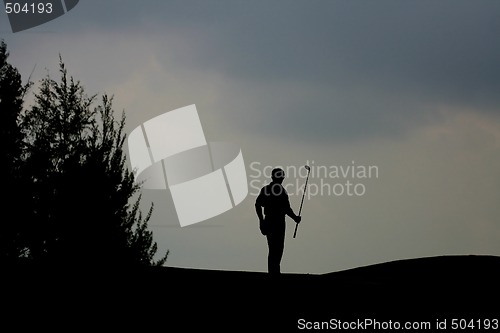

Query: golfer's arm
left=255, top=203, right=264, bottom=222
left=286, top=206, right=298, bottom=219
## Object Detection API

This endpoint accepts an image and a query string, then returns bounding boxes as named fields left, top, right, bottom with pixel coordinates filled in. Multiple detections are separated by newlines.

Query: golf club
left=293, top=165, right=311, bottom=238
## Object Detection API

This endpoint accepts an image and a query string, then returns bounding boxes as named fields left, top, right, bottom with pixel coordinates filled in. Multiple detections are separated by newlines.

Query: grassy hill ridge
left=4, top=255, right=499, bottom=331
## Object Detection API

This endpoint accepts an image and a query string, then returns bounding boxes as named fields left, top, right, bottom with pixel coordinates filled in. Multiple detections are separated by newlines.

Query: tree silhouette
left=15, top=54, right=168, bottom=266
left=0, top=41, right=31, bottom=260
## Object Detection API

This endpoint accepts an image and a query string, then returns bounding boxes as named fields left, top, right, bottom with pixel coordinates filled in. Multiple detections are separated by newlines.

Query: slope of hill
left=5, top=255, right=500, bottom=331
left=144, top=255, right=500, bottom=330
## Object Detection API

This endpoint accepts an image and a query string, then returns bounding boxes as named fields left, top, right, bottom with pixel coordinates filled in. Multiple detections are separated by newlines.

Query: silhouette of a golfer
left=255, top=168, right=301, bottom=275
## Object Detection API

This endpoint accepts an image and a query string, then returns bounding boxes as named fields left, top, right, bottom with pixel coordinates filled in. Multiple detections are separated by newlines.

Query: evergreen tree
left=0, top=40, right=30, bottom=260
left=20, top=58, right=168, bottom=266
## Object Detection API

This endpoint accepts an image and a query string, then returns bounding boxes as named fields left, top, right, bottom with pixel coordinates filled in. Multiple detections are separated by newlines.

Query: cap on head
left=271, top=168, right=285, bottom=180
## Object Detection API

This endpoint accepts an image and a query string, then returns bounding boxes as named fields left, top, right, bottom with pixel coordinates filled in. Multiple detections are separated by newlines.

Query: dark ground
left=4, top=255, right=500, bottom=331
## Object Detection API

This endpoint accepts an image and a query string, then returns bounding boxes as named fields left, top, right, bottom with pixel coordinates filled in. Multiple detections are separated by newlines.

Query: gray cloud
left=172, top=1, right=500, bottom=141
left=86, top=0, right=500, bottom=141
left=6, top=1, right=500, bottom=142
left=38, top=0, right=500, bottom=100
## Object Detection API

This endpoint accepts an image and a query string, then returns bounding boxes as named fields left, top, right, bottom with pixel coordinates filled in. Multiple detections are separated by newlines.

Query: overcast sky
left=2, top=0, right=500, bottom=273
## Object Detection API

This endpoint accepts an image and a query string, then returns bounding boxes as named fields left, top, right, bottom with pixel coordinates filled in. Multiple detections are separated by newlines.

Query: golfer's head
left=271, top=168, right=285, bottom=184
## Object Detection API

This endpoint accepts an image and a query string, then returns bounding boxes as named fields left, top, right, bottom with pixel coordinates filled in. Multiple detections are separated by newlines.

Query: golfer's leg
left=275, top=231, right=285, bottom=274
left=266, top=234, right=280, bottom=275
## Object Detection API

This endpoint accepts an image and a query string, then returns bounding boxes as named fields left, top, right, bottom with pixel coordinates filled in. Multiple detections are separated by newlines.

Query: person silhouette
left=255, top=168, right=301, bottom=275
